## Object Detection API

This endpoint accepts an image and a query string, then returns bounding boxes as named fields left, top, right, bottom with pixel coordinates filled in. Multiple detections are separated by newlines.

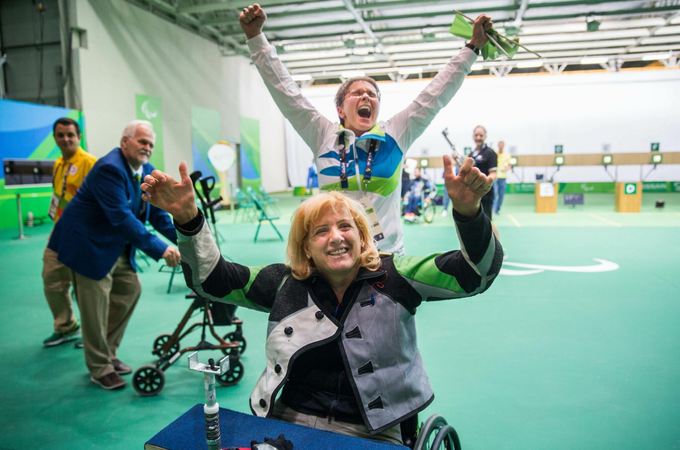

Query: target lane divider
left=506, top=214, right=521, bottom=227
left=588, top=213, right=622, bottom=227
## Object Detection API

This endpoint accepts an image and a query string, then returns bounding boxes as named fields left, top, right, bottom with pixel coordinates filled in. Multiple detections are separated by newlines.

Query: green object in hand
left=449, top=14, right=520, bottom=61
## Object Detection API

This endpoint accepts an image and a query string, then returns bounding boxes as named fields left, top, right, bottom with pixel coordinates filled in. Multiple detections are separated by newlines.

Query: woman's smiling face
left=305, top=205, right=363, bottom=280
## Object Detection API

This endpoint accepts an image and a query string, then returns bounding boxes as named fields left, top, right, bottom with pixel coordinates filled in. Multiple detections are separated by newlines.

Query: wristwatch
left=465, top=42, right=480, bottom=55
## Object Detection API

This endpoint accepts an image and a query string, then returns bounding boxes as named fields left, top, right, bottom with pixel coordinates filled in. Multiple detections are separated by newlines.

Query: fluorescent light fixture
left=420, top=158, right=429, bottom=167
left=554, top=155, right=565, bottom=166
left=471, top=63, right=484, bottom=70
left=291, top=74, right=312, bottom=81
left=517, top=60, right=544, bottom=68
left=398, top=67, right=422, bottom=75
left=341, top=71, right=365, bottom=78
left=580, top=56, right=609, bottom=65
left=642, top=52, right=672, bottom=61
left=602, top=155, right=613, bottom=165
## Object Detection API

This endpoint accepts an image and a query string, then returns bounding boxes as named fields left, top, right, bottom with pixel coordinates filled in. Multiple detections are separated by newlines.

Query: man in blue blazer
left=49, top=120, right=180, bottom=390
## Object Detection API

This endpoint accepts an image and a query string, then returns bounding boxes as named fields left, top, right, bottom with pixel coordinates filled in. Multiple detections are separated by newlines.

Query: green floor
left=1, top=193, right=679, bottom=449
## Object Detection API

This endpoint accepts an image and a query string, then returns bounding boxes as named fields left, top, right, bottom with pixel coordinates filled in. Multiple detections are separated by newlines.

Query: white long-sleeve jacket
left=248, top=34, right=478, bottom=254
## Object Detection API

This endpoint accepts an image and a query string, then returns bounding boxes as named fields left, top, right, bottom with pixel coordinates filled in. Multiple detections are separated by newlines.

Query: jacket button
left=315, top=311, right=324, bottom=320
left=259, top=399, right=267, bottom=408
left=284, top=326, right=293, bottom=336
left=275, top=364, right=282, bottom=374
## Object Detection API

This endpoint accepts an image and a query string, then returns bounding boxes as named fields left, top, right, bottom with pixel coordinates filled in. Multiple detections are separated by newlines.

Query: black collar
left=304, top=266, right=386, bottom=285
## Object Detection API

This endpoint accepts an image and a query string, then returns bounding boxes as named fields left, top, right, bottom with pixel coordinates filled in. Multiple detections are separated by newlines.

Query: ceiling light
left=580, top=57, right=609, bottom=65
left=291, top=74, right=312, bottom=81
left=398, top=67, right=423, bottom=75
left=517, top=60, right=544, bottom=68
left=642, top=52, right=672, bottom=61
left=341, top=71, right=365, bottom=78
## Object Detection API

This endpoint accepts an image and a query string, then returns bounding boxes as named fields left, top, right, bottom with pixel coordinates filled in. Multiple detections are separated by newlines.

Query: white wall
left=290, top=67, right=680, bottom=184
left=73, top=0, right=288, bottom=191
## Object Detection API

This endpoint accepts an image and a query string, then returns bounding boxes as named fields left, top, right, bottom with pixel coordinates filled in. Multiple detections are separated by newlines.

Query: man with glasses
left=240, top=4, right=492, bottom=255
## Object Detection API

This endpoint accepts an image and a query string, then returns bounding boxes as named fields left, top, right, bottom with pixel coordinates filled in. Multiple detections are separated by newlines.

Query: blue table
left=146, top=404, right=406, bottom=450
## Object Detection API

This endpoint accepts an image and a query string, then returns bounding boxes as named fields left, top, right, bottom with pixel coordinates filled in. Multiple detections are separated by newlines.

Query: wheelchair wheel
left=216, top=357, right=244, bottom=387
left=422, top=202, right=435, bottom=224
left=133, top=365, right=165, bottom=397
left=221, top=331, right=247, bottom=355
left=414, top=414, right=461, bottom=450
left=153, top=333, right=180, bottom=358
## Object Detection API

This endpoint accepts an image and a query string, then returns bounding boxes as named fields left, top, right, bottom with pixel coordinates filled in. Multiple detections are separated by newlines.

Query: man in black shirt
left=470, top=125, right=497, bottom=221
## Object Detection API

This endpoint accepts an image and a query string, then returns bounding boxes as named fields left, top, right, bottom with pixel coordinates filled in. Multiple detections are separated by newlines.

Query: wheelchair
left=132, top=292, right=246, bottom=397
left=402, top=188, right=437, bottom=224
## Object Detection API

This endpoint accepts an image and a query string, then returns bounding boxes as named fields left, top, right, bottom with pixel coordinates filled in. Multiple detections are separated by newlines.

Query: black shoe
left=112, top=358, right=132, bottom=375
left=91, top=372, right=127, bottom=390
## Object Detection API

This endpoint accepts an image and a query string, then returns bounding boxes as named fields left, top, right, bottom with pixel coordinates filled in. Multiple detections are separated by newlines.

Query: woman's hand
left=469, top=14, right=493, bottom=49
left=141, top=162, right=198, bottom=225
left=240, top=4, right=267, bottom=40
left=443, top=155, right=494, bottom=219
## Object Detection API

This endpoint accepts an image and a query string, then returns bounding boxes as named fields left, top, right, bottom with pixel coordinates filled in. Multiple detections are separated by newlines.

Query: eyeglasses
left=346, top=89, right=380, bottom=100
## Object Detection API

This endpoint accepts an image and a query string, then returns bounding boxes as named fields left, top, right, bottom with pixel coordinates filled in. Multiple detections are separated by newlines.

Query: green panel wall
left=136, top=94, right=164, bottom=171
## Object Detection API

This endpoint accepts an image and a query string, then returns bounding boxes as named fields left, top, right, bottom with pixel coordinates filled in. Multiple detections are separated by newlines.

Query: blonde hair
left=287, top=191, right=381, bottom=280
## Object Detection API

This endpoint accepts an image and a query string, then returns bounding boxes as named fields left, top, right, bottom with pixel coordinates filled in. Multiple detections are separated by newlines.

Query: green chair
left=257, top=185, right=281, bottom=214
left=234, top=188, right=256, bottom=223
left=246, top=190, right=283, bottom=243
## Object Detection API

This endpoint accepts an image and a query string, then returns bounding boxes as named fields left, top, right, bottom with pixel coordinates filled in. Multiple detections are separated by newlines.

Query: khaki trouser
left=72, top=252, right=141, bottom=379
left=43, top=246, right=78, bottom=333
left=271, top=400, right=403, bottom=446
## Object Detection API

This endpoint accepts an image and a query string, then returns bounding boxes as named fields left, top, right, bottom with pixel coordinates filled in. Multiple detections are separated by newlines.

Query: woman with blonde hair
left=141, top=155, right=502, bottom=445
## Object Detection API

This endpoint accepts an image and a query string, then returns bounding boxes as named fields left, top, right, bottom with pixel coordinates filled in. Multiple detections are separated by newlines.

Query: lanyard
left=362, top=139, right=378, bottom=190
left=338, top=133, right=349, bottom=189
left=53, top=161, right=73, bottom=198
left=337, top=132, right=380, bottom=193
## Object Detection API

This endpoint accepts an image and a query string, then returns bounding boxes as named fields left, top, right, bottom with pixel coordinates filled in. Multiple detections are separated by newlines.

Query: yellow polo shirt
left=496, top=152, right=512, bottom=179
left=51, top=147, right=97, bottom=222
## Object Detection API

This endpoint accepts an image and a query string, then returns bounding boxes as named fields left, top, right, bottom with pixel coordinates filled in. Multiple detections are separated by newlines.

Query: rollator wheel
left=413, top=414, right=461, bottom=450
left=153, top=333, right=180, bottom=358
left=216, top=359, right=244, bottom=387
left=133, top=365, right=165, bottom=397
left=422, top=202, right=435, bottom=224
left=221, top=331, right=247, bottom=355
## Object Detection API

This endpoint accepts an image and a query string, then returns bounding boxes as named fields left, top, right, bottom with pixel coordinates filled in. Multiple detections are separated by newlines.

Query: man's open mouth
left=358, top=106, right=372, bottom=119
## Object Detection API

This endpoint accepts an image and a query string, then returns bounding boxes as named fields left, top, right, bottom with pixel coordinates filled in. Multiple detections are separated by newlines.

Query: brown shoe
left=91, top=372, right=127, bottom=390
left=112, top=359, right=132, bottom=375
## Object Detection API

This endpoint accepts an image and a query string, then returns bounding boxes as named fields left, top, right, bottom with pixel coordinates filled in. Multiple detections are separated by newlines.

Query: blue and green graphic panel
left=191, top=106, right=221, bottom=178
left=0, top=99, right=85, bottom=229
left=240, top=117, right=261, bottom=191
left=136, top=94, right=164, bottom=171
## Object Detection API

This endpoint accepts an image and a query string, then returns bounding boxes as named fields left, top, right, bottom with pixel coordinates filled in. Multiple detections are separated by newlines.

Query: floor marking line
left=589, top=213, right=622, bottom=227
left=507, top=214, right=521, bottom=227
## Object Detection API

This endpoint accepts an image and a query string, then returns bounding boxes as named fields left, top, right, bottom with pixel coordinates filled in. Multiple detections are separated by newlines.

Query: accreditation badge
left=48, top=194, right=59, bottom=220
left=358, top=195, right=385, bottom=243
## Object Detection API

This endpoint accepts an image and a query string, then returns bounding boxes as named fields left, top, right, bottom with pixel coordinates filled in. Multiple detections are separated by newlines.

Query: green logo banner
left=136, top=94, right=164, bottom=171
left=624, top=183, right=637, bottom=195
left=191, top=106, right=222, bottom=177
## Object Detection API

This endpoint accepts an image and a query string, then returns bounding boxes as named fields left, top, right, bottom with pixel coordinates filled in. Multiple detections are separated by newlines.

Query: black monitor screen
left=3, top=159, right=54, bottom=187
